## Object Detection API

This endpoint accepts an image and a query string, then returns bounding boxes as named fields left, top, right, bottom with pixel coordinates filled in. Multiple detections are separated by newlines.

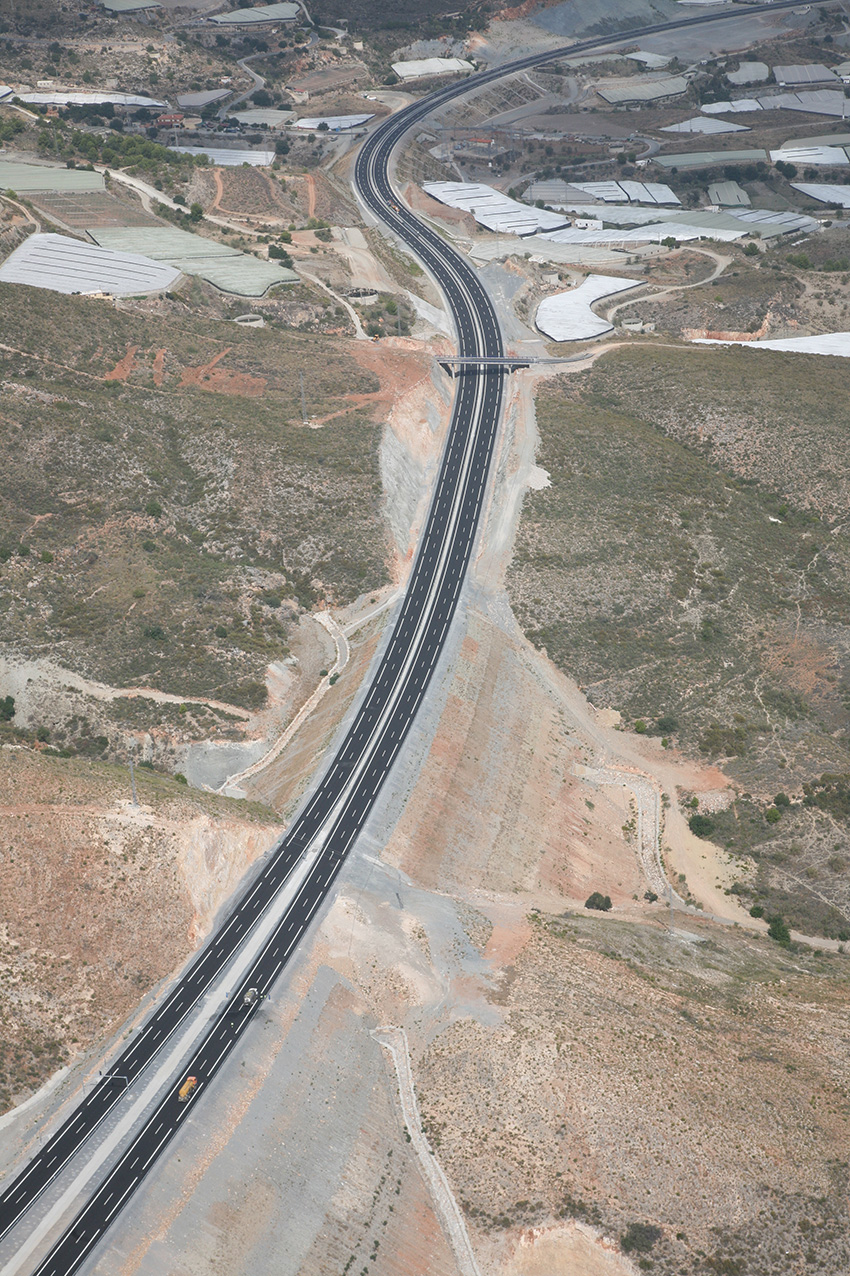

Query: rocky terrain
left=0, top=746, right=278, bottom=1115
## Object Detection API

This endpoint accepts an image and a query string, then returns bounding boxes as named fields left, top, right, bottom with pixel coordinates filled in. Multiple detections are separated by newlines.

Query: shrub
left=214, top=625, right=228, bottom=639
left=621, top=1223, right=662, bottom=1254
left=0, top=695, right=15, bottom=722
left=145, top=499, right=162, bottom=518
left=765, top=806, right=781, bottom=824
left=688, top=813, right=715, bottom=838
left=634, top=719, right=647, bottom=734
left=655, top=714, right=678, bottom=734
left=767, top=914, right=791, bottom=945
left=142, top=624, right=165, bottom=640
left=749, top=904, right=765, bottom=918
left=743, top=241, right=759, bottom=256
left=585, top=892, right=612, bottom=912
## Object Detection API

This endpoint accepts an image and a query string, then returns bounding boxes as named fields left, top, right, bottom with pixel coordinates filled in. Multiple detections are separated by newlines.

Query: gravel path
left=373, top=1025, right=481, bottom=1276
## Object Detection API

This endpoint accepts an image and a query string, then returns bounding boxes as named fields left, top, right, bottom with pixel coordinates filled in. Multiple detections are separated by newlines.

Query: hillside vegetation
left=0, top=284, right=389, bottom=708
left=509, top=345, right=850, bottom=936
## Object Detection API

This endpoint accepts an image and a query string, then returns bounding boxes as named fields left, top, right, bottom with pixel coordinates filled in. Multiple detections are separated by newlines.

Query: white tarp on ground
left=293, top=114, right=373, bottom=130
left=391, top=57, right=473, bottom=80
left=692, top=332, right=850, bottom=357
left=536, top=274, right=641, bottom=341
left=422, top=181, right=567, bottom=235
left=791, top=181, right=850, bottom=206
left=0, top=232, right=179, bottom=295
left=662, top=116, right=749, bottom=134
left=771, top=145, right=850, bottom=166
left=18, top=90, right=166, bottom=107
left=170, top=146, right=275, bottom=166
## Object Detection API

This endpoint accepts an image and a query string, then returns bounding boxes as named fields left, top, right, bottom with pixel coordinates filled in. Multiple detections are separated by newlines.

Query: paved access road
left=1, top=2, right=825, bottom=1271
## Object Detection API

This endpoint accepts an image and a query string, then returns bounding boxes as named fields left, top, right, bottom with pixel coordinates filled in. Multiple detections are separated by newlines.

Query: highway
left=0, top=1, right=827, bottom=1271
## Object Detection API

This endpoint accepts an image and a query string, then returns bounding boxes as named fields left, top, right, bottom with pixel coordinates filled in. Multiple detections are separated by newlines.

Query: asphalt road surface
left=1, top=2, right=827, bottom=1271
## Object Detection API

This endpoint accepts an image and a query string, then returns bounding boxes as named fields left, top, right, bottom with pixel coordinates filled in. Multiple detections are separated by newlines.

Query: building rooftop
left=176, top=89, right=231, bottom=109
left=170, top=146, right=275, bottom=166
left=662, top=116, right=749, bottom=135
left=727, top=61, right=769, bottom=85
left=535, top=275, right=641, bottom=342
left=707, top=180, right=751, bottom=206
left=230, top=109, right=294, bottom=128
left=391, top=58, right=473, bottom=81
left=89, top=226, right=298, bottom=296
left=597, top=74, right=689, bottom=104
left=423, top=181, right=567, bottom=236
left=654, top=148, right=767, bottom=169
left=99, top=0, right=162, bottom=11
left=774, top=64, right=839, bottom=86
left=17, top=90, right=166, bottom=108
left=209, top=3, right=300, bottom=24
left=293, top=114, right=373, bottom=131
left=0, top=160, right=105, bottom=192
left=791, top=181, right=850, bottom=207
left=0, top=232, right=179, bottom=295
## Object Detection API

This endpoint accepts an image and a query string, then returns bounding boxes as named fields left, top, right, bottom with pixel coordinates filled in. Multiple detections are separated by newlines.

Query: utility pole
left=299, top=368, right=308, bottom=424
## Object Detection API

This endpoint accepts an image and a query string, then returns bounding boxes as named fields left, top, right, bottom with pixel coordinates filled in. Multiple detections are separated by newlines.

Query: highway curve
left=1, top=2, right=824, bottom=1271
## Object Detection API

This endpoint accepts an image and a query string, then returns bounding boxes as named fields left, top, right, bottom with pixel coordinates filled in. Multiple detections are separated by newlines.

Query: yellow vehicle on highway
left=177, top=1075, right=198, bottom=1102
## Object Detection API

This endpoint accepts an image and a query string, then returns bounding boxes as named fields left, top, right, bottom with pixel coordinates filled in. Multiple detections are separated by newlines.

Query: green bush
left=767, top=914, right=791, bottom=945
left=621, top=1223, right=662, bottom=1254
left=749, top=904, right=765, bottom=918
left=145, top=499, right=162, bottom=518
left=688, top=813, right=715, bottom=838
left=0, top=695, right=15, bottom=722
left=585, top=892, right=612, bottom=912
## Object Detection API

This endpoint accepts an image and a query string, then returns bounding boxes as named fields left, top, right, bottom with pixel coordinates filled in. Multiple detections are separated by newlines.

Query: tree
left=251, top=88, right=273, bottom=107
left=743, top=241, right=759, bottom=256
left=585, top=892, right=612, bottom=912
left=688, top=813, right=715, bottom=838
left=767, top=914, right=791, bottom=945
left=621, top=1223, right=662, bottom=1254
left=188, top=202, right=203, bottom=222
left=0, top=695, right=14, bottom=722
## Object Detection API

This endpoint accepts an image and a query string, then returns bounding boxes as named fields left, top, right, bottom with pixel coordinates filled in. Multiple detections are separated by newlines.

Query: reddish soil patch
left=307, top=343, right=434, bottom=428
left=178, top=348, right=267, bottom=397
left=104, top=344, right=138, bottom=381
left=152, top=347, right=165, bottom=387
